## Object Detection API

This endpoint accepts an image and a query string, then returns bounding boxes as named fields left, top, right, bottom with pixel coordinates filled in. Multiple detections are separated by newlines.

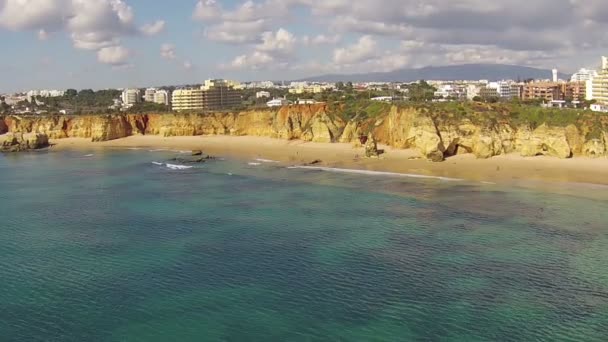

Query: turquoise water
left=1, top=149, right=608, bottom=341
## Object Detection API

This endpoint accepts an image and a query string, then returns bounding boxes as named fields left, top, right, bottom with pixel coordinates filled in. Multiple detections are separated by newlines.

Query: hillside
left=299, top=64, right=570, bottom=82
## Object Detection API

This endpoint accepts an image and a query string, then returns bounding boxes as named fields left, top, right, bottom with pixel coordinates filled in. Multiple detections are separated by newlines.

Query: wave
left=149, top=149, right=170, bottom=152
left=287, top=166, right=462, bottom=182
left=126, top=147, right=142, bottom=150
left=83, top=154, right=94, bottom=157
left=166, top=163, right=193, bottom=170
left=255, top=158, right=279, bottom=163
left=151, top=162, right=163, bottom=166
left=248, top=162, right=262, bottom=166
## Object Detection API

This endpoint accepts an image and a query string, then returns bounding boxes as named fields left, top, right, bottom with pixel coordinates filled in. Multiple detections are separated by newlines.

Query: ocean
left=1, top=149, right=607, bottom=341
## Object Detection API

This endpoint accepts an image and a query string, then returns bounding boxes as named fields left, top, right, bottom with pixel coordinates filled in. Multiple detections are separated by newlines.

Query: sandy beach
left=47, top=135, right=608, bottom=187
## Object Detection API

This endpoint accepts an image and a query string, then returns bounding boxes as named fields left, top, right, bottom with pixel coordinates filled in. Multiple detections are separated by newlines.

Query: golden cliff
left=1, top=104, right=607, bottom=160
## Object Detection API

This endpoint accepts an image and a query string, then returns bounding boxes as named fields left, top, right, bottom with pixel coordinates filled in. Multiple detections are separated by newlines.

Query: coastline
left=48, top=135, right=608, bottom=187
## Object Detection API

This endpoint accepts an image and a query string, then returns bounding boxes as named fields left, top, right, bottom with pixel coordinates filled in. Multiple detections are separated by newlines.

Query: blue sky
left=1, top=0, right=608, bottom=92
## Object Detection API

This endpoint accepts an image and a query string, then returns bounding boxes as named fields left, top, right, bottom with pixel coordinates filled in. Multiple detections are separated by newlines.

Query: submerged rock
left=170, top=154, right=214, bottom=164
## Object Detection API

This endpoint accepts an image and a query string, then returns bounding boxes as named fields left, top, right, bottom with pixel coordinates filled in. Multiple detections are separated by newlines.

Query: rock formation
left=1, top=103, right=606, bottom=160
left=0, top=132, right=49, bottom=152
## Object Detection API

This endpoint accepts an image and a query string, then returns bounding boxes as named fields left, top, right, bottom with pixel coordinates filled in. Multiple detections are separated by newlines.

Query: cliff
left=1, top=103, right=607, bottom=160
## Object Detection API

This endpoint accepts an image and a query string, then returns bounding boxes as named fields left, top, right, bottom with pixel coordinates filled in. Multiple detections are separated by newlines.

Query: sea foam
left=288, top=166, right=462, bottom=181
left=165, top=163, right=193, bottom=170
left=255, top=158, right=279, bottom=163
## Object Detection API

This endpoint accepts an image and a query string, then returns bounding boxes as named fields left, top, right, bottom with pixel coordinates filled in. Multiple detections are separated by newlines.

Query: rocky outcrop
left=0, top=132, right=49, bottom=152
left=1, top=104, right=606, bottom=161
left=518, top=124, right=573, bottom=158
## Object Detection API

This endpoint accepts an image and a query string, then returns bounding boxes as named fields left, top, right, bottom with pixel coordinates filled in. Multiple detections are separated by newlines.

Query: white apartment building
left=172, top=89, right=204, bottom=111
left=591, top=56, right=608, bottom=104
left=246, top=81, right=276, bottom=89
left=144, top=88, right=157, bottom=102
left=256, top=91, right=271, bottom=99
left=153, top=90, right=170, bottom=106
left=434, top=85, right=455, bottom=99
left=487, top=81, right=514, bottom=98
left=121, top=88, right=141, bottom=107
left=267, top=98, right=290, bottom=107
left=296, top=99, right=319, bottom=105
left=26, top=89, right=65, bottom=102
left=466, top=85, right=481, bottom=100
left=571, top=68, right=598, bottom=82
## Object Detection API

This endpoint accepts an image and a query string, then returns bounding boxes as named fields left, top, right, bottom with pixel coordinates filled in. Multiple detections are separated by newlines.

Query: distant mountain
left=298, top=64, right=570, bottom=82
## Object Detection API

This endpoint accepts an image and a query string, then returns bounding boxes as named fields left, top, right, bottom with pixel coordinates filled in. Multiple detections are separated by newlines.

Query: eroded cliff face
left=1, top=104, right=607, bottom=161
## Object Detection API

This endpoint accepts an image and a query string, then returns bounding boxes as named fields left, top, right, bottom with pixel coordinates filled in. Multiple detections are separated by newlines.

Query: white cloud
left=301, top=34, right=341, bottom=46
left=226, top=51, right=275, bottom=70
left=97, top=45, right=130, bottom=65
left=38, top=29, right=50, bottom=41
left=0, top=0, right=67, bottom=31
left=193, top=0, right=222, bottom=21
left=141, top=20, right=165, bottom=36
left=223, top=27, right=297, bottom=70
left=188, top=0, right=608, bottom=73
left=193, top=0, right=292, bottom=44
left=160, top=43, right=176, bottom=60
left=333, top=35, right=377, bottom=64
left=257, top=28, right=296, bottom=55
left=183, top=61, right=193, bottom=70
left=204, top=19, right=268, bottom=44
left=0, top=0, right=165, bottom=64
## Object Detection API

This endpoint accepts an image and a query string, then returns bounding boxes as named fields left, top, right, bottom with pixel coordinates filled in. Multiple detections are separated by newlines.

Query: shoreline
left=47, top=135, right=608, bottom=187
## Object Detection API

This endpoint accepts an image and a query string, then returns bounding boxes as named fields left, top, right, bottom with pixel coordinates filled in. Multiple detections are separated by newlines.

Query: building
left=296, top=99, right=319, bottom=105
left=172, top=89, right=204, bottom=111
left=26, top=89, right=65, bottom=102
left=201, top=81, right=242, bottom=111
left=564, top=82, right=585, bottom=101
left=466, top=85, right=481, bottom=100
left=434, top=84, right=463, bottom=99
left=172, top=80, right=242, bottom=112
left=590, top=103, right=608, bottom=112
left=552, top=69, right=558, bottom=83
left=267, top=98, right=290, bottom=107
left=371, top=96, right=393, bottom=102
left=153, top=90, right=170, bottom=106
left=591, top=56, right=608, bottom=104
left=487, top=81, right=514, bottom=98
left=201, top=79, right=243, bottom=91
left=521, top=81, right=585, bottom=102
left=144, top=88, right=157, bottom=102
left=246, top=81, right=276, bottom=89
left=478, top=87, right=500, bottom=99
left=121, top=88, right=141, bottom=107
left=571, top=68, right=598, bottom=82
left=256, top=91, right=271, bottom=99
left=522, top=82, right=562, bottom=102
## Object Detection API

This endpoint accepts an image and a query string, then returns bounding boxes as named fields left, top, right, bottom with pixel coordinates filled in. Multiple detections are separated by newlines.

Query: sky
left=1, top=0, right=608, bottom=92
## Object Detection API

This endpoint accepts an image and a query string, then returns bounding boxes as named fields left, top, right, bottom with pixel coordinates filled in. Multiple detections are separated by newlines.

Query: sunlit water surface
left=1, top=150, right=607, bottom=341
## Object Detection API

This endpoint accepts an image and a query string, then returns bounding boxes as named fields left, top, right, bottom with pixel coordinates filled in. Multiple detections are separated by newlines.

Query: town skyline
left=2, top=0, right=608, bottom=93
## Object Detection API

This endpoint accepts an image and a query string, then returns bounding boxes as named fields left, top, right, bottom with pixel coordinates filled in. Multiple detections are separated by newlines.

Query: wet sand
left=50, top=135, right=608, bottom=187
